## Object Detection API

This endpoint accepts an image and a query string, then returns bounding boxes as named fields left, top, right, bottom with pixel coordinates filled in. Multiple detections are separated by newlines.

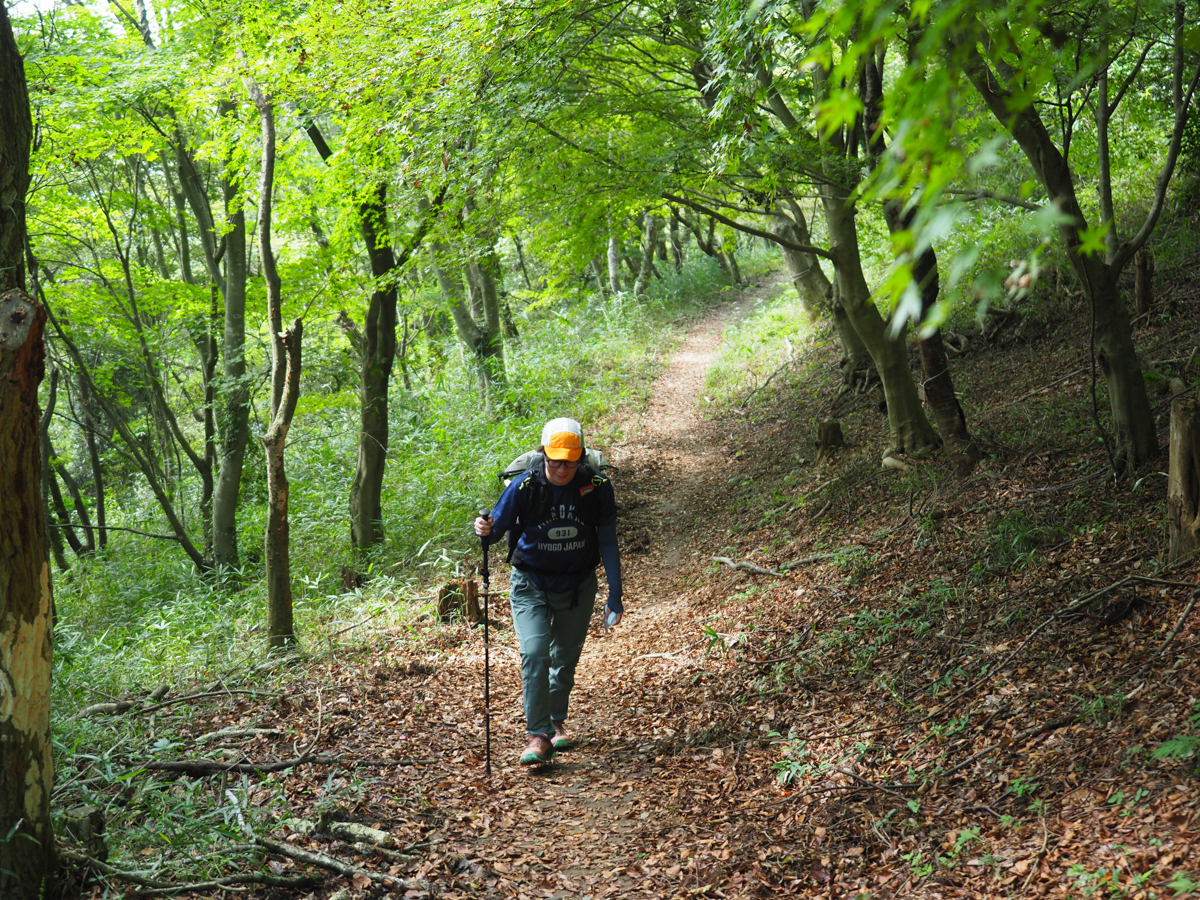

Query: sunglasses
left=545, top=458, right=580, bottom=470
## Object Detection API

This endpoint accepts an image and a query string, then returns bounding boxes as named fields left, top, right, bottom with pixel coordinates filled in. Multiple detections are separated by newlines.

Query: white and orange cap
left=540, top=417, right=584, bottom=461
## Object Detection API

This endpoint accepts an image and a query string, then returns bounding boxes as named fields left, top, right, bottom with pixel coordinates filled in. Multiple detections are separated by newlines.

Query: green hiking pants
left=508, top=567, right=597, bottom=738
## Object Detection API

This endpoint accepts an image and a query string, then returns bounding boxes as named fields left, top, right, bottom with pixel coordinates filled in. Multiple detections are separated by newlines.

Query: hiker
left=474, top=417, right=624, bottom=765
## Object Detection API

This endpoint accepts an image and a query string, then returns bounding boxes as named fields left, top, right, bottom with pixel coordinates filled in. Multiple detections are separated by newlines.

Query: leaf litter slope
left=148, top=272, right=1200, bottom=899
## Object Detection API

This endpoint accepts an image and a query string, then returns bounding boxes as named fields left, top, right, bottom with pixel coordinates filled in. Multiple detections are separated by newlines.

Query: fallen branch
left=259, top=837, right=438, bottom=894
left=712, top=557, right=781, bottom=576
left=58, top=848, right=318, bottom=896
left=779, top=551, right=840, bottom=569
left=143, top=754, right=338, bottom=776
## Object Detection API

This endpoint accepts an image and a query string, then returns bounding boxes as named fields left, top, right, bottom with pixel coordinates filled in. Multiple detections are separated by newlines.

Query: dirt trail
left=438, top=288, right=770, bottom=897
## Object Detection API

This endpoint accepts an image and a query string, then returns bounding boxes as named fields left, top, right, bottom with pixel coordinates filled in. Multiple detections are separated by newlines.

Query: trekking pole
left=479, top=507, right=492, bottom=776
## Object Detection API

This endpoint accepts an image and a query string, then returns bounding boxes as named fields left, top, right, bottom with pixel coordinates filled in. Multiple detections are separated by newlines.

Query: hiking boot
left=551, top=720, right=573, bottom=751
left=519, top=735, right=555, bottom=765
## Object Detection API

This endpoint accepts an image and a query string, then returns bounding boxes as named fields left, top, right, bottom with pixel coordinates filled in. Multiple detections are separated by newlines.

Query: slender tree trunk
left=39, top=370, right=70, bottom=571
left=513, top=233, right=534, bottom=290
left=467, top=251, right=507, bottom=391
left=193, top=285, right=218, bottom=557
left=77, top=368, right=107, bottom=550
left=591, top=257, right=609, bottom=294
left=247, top=82, right=301, bottom=648
left=351, top=184, right=398, bottom=552
left=305, top=125, right=440, bottom=552
left=0, top=10, right=56, bottom=889
left=633, top=212, right=660, bottom=297
left=211, top=105, right=250, bottom=571
left=821, top=185, right=937, bottom=455
left=769, top=207, right=871, bottom=381
left=960, top=37, right=1159, bottom=470
left=668, top=210, right=684, bottom=272
left=607, top=232, right=623, bottom=294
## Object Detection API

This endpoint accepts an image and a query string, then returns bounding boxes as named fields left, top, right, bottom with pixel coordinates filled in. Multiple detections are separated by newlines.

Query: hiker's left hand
left=474, top=516, right=493, bottom=537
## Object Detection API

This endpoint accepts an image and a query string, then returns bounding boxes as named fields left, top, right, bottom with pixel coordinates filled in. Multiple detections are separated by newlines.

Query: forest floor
left=74, top=270, right=1200, bottom=899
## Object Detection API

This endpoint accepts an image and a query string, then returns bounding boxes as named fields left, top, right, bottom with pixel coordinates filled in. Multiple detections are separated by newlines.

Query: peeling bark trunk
left=4, top=71, right=63, bottom=878
left=0, top=26, right=56, bottom=876
left=0, top=289, right=56, bottom=900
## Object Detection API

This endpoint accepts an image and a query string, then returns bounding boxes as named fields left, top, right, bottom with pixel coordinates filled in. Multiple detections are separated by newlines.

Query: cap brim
left=545, top=446, right=582, bottom=461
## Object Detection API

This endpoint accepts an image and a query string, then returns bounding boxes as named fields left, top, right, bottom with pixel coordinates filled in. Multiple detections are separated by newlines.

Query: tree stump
left=437, top=579, right=481, bottom=624
left=1135, top=249, right=1155, bottom=316
left=1168, top=391, right=1200, bottom=563
left=58, top=806, right=108, bottom=863
left=815, top=421, right=845, bottom=463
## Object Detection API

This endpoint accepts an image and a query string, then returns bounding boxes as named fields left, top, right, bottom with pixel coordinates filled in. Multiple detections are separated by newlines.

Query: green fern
left=1152, top=735, right=1200, bottom=762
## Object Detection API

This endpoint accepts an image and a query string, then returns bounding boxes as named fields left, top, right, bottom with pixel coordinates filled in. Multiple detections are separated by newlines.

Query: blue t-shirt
left=485, top=467, right=618, bottom=594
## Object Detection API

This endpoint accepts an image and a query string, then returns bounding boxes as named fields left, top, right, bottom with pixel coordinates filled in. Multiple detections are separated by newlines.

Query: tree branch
left=663, top=192, right=833, bottom=259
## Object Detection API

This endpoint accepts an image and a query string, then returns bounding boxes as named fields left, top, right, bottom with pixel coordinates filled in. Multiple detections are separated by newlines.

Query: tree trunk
left=0, top=21, right=56, bottom=882
left=961, top=39, right=1158, bottom=471
left=590, top=257, right=608, bottom=294
left=1168, top=391, right=1200, bottom=563
left=607, top=233, right=623, bottom=293
left=0, top=290, right=56, bottom=900
left=910, top=249, right=978, bottom=474
left=247, top=83, right=301, bottom=648
left=350, top=185, right=398, bottom=552
left=821, top=186, right=937, bottom=456
left=1088, top=264, right=1158, bottom=468
left=39, top=371, right=70, bottom=571
left=1135, top=249, right=1154, bottom=316
left=513, top=234, right=534, bottom=290
left=668, top=210, right=684, bottom=272
left=77, top=368, right=107, bottom=550
left=880, top=201, right=978, bottom=473
left=211, top=103, right=250, bottom=572
left=305, top=125, right=440, bottom=552
left=633, top=212, right=660, bottom=297
left=768, top=210, right=826, bottom=320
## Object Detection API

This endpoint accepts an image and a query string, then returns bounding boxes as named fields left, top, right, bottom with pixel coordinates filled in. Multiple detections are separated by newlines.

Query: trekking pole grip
left=478, top=507, right=491, bottom=583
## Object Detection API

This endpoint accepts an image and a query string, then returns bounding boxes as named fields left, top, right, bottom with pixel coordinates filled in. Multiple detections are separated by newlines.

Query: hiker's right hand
left=474, top=516, right=493, bottom=537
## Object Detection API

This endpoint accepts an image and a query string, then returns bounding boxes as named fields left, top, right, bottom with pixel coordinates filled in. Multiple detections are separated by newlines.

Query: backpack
left=497, top=449, right=610, bottom=567
left=499, top=448, right=608, bottom=485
